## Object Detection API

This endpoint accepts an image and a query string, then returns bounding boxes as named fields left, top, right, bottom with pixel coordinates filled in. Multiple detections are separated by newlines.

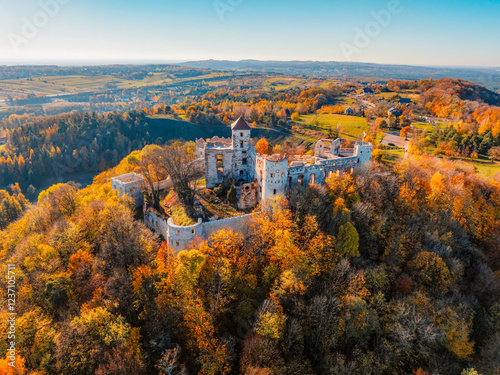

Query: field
left=298, top=113, right=369, bottom=140
left=263, top=77, right=307, bottom=91
left=0, top=72, right=237, bottom=100
left=462, top=156, right=500, bottom=178
left=412, top=121, right=449, bottom=131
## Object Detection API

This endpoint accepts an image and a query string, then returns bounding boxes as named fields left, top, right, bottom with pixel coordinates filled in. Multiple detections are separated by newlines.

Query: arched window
left=273, top=189, right=277, bottom=195
left=310, top=174, right=315, bottom=186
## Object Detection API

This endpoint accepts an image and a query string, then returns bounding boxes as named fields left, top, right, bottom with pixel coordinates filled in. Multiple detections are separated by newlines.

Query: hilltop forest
left=0, top=148, right=499, bottom=375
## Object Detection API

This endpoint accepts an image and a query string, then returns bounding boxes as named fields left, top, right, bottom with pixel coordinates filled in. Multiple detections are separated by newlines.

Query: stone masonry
left=112, top=117, right=372, bottom=251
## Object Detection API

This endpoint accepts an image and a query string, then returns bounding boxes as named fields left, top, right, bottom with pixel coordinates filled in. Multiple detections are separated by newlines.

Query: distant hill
left=431, top=78, right=500, bottom=106
left=180, top=60, right=500, bottom=92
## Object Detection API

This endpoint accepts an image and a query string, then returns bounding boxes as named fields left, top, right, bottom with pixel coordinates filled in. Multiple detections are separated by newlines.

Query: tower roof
left=231, top=117, right=251, bottom=130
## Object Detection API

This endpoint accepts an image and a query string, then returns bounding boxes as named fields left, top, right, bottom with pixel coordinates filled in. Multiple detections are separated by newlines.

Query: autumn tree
left=335, top=222, right=360, bottom=257
left=161, top=142, right=204, bottom=216
left=488, top=146, right=500, bottom=162
left=137, top=144, right=169, bottom=211
left=255, top=138, right=270, bottom=155
left=401, top=126, right=412, bottom=140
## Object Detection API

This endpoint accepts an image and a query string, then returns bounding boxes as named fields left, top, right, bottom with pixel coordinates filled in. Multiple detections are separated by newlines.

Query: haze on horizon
left=0, top=0, right=499, bottom=68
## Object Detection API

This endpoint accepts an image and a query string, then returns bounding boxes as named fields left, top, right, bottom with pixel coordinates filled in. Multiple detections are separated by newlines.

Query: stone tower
left=231, top=117, right=253, bottom=183
left=354, top=142, right=373, bottom=165
left=256, top=154, right=289, bottom=201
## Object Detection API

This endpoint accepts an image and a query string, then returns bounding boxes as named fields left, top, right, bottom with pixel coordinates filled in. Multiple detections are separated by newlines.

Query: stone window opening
left=240, top=140, right=244, bottom=148
left=176, top=230, right=180, bottom=235
left=310, top=174, right=316, bottom=186
left=273, top=189, right=277, bottom=195
left=281, top=172, right=285, bottom=177
left=176, top=241, right=179, bottom=246
left=240, top=170, right=244, bottom=175
left=191, top=229, right=195, bottom=234
left=240, top=132, right=243, bottom=137
left=270, top=173, right=274, bottom=178
left=243, top=158, right=248, bottom=165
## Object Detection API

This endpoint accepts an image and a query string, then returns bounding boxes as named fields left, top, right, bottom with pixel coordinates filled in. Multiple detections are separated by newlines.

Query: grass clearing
left=460, top=156, right=500, bottom=178
left=263, top=78, right=305, bottom=91
left=299, top=114, right=369, bottom=140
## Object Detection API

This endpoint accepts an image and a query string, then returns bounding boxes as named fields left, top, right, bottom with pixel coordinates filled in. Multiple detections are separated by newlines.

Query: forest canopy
left=0, top=148, right=499, bottom=375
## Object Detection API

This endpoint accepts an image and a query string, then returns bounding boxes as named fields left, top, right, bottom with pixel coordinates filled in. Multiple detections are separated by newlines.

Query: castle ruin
left=112, top=117, right=373, bottom=251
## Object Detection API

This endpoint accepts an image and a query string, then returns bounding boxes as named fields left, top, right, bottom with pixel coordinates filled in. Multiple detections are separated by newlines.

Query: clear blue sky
left=0, top=0, right=499, bottom=67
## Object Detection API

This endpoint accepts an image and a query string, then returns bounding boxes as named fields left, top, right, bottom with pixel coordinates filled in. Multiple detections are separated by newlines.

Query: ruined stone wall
left=111, top=173, right=145, bottom=208
left=203, top=214, right=256, bottom=240
left=287, top=163, right=327, bottom=186
left=144, top=209, right=169, bottom=239
left=144, top=209, right=257, bottom=252
left=315, top=139, right=341, bottom=158
left=167, top=218, right=204, bottom=252
left=354, top=142, right=373, bottom=164
left=205, top=148, right=233, bottom=188
left=238, top=180, right=259, bottom=210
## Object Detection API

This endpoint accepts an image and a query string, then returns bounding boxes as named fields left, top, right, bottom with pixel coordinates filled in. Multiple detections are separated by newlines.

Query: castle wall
left=144, top=209, right=169, bottom=239
left=238, top=180, right=259, bottom=210
left=287, top=163, right=327, bottom=186
left=315, top=139, right=341, bottom=158
left=167, top=218, right=204, bottom=252
left=111, top=173, right=145, bottom=208
left=143, top=210, right=256, bottom=252
left=203, top=214, right=255, bottom=240
left=354, top=142, right=373, bottom=164
left=205, top=148, right=233, bottom=188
